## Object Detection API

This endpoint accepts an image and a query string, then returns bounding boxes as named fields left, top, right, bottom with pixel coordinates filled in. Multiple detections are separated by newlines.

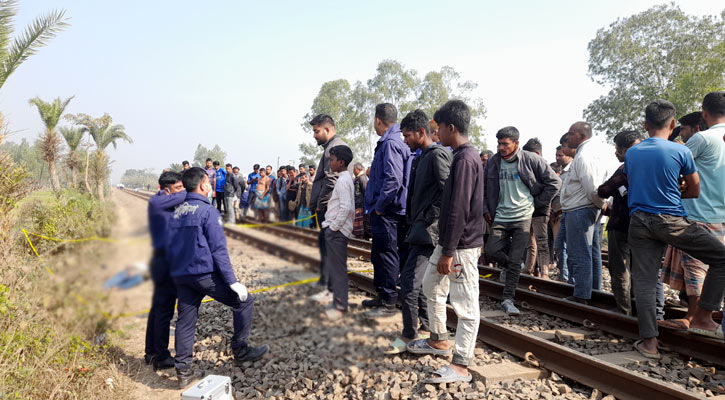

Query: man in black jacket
left=384, top=110, right=452, bottom=354
left=223, top=163, right=241, bottom=224
left=483, top=127, right=561, bottom=315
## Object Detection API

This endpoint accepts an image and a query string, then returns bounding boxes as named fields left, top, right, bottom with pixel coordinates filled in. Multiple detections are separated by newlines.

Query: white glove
left=230, top=282, right=248, bottom=302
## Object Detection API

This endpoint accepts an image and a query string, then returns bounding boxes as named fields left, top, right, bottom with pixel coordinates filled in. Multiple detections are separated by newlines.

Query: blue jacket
left=364, top=124, right=412, bottom=215
left=165, top=192, right=238, bottom=285
left=215, top=168, right=226, bottom=192
left=148, top=190, right=186, bottom=250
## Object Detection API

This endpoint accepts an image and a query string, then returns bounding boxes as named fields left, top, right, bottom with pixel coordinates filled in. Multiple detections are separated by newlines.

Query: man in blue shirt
left=625, top=99, right=725, bottom=358
left=213, top=160, right=226, bottom=214
left=166, top=167, right=267, bottom=388
left=144, top=171, right=185, bottom=371
left=364, top=103, right=413, bottom=315
left=246, top=164, right=261, bottom=216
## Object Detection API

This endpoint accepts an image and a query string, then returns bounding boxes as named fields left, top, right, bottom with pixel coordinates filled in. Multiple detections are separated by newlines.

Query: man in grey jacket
left=308, top=114, right=348, bottom=302
left=484, top=127, right=561, bottom=315
left=223, top=163, right=241, bottom=224
left=385, top=109, right=452, bottom=354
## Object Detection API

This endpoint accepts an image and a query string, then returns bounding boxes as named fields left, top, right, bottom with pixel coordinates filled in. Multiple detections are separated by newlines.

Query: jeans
left=325, top=228, right=349, bottom=311
left=525, top=215, right=550, bottom=276
left=607, top=229, right=632, bottom=315
left=400, top=245, right=433, bottom=340
left=215, top=191, right=225, bottom=214
left=223, top=194, right=236, bottom=224
left=279, top=197, right=288, bottom=221
left=564, top=207, right=602, bottom=299
left=174, top=274, right=254, bottom=370
left=629, top=211, right=725, bottom=338
left=422, top=245, right=481, bottom=366
left=371, top=213, right=405, bottom=304
left=554, top=213, right=570, bottom=283
left=485, top=219, right=532, bottom=301
left=144, top=249, right=177, bottom=360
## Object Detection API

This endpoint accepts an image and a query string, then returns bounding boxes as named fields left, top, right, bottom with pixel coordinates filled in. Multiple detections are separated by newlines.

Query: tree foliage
left=28, top=96, right=74, bottom=194
left=120, top=168, right=158, bottom=189
left=300, top=60, right=487, bottom=164
left=192, top=144, right=226, bottom=167
left=584, top=4, right=725, bottom=137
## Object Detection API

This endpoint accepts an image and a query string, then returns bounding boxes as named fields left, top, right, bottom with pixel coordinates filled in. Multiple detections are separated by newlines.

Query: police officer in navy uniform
left=144, top=171, right=186, bottom=371
left=167, top=167, right=268, bottom=389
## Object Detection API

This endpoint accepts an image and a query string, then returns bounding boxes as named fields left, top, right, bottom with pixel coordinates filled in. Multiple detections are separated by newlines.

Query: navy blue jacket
left=165, top=192, right=238, bottom=285
left=148, top=190, right=186, bottom=250
left=364, top=124, right=412, bottom=216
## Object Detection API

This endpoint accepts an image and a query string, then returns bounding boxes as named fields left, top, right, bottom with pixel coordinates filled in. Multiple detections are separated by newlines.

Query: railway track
left=121, top=188, right=717, bottom=400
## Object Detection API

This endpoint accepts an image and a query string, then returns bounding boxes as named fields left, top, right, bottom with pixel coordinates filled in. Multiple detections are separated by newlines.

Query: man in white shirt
left=561, top=121, right=616, bottom=303
left=320, top=145, right=356, bottom=320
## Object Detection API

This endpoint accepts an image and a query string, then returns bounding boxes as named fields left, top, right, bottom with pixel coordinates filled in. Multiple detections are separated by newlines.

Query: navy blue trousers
left=144, top=250, right=177, bottom=360
left=174, top=274, right=254, bottom=370
left=371, top=213, right=406, bottom=304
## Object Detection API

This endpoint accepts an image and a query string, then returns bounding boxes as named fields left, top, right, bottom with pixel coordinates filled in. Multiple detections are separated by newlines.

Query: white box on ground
left=181, top=375, right=232, bottom=400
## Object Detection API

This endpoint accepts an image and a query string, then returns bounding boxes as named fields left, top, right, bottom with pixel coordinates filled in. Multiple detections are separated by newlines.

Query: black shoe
left=362, top=297, right=382, bottom=308
left=176, top=368, right=195, bottom=389
left=144, top=354, right=154, bottom=365
left=152, top=356, right=175, bottom=371
left=233, top=345, right=268, bottom=366
left=564, top=295, right=589, bottom=305
left=367, top=302, right=396, bottom=317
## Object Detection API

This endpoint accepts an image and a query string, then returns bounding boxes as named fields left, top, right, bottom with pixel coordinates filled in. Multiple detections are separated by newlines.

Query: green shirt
left=495, top=156, right=534, bottom=222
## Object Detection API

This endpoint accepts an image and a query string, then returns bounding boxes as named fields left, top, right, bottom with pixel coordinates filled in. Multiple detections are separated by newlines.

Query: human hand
left=437, top=254, right=453, bottom=275
left=230, top=282, right=248, bottom=302
left=484, top=212, right=492, bottom=225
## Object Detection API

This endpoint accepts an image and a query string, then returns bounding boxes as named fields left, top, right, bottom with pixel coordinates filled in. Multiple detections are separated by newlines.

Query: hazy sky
left=0, top=0, right=720, bottom=182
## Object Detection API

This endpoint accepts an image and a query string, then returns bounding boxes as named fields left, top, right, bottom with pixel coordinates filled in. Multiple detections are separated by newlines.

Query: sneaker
left=501, top=299, right=520, bottom=315
left=233, top=345, right=269, bottom=366
left=362, top=297, right=382, bottom=308
left=367, top=303, right=397, bottom=318
left=310, top=289, right=333, bottom=303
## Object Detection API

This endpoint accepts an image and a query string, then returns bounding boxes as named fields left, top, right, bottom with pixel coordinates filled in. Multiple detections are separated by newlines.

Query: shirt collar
left=377, top=124, right=401, bottom=143
left=708, top=123, right=725, bottom=130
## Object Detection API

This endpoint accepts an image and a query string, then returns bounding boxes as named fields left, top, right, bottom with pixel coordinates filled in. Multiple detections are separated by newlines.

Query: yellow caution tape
left=234, top=213, right=318, bottom=229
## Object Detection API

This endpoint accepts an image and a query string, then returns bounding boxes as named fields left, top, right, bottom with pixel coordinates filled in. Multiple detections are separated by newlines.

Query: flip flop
left=634, top=339, right=661, bottom=360
left=384, top=338, right=408, bottom=355
left=688, top=325, right=724, bottom=340
left=416, top=332, right=430, bottom=340
left=657, top=319, right=690, bottom=330
left=426, top=365, right=472, bottom=384
left=406, top=339, right=452, bottom=356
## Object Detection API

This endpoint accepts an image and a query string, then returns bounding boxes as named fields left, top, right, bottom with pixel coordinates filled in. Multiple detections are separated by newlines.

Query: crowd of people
left=144, top=91, right=725, bottom=388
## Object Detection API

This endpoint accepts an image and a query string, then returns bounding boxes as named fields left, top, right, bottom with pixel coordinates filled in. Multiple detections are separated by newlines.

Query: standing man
left=352, top=162, right=369, bottom=239
left=363, top=103, right=413, bottom=314
left=385, top=109, right=451, bottom=354
left=407, top=100, right=483, bottom=384
left=246, top=164, right=261, bottom=217
left=626, top=99, right=725, bottom=358
left=553, top=135, right=575, bottom=282
left=308, top=165, right=316, bottom=180
left=204, top=158, right=216, bottom=204
left=223, top=163, right=240, bottom=224
left=181, top=160, right=190, bottom=171
left=483, top=127, right=561, bottom=315
left=276, top=167, right=289, bottom=221
left=308, top=114, right=347, bottom=302
left=144, top=171, right=186, bottom=371
left=562, top=122, right=614, bottom=303
left=166, top=168, right=267, bottom=388
left=597, top=130, right=645, bottom=315
left=213, top=161, right=226, bottom=214
left=231, top=166, right=245, bottom=221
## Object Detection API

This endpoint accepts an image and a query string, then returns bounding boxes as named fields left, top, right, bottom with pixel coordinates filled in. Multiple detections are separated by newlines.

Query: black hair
left=213, top=160, right=220, bottom=166
left=206, top=158, right=212, bottom=162
left=550, top=162, right=563, bottom=174
left=308, top=165, right=315, bottom=170
left=182, top=160, right=189, bottom=166
left=400, top=109, right=430, bottom=134
left=286, top=165, right=295, bottom=172
left=556, top=145, right=562, bottom=151
left=158, top=171, right=182, bottom=189
left=613, top=130, right=645, bottom=149
left=298, top=164, right=306, bottom=169
left=375, top=103, right=398, bottom=125
left=233, top=166, right=240, bottom=171
left=181, top=167, right=207, bottom=192
left=225, top=163, right=232, bottom=168
left=645, top=99, right=676, bottom=129
left=253, top=164, right=260, bottom=170
left=523, top=137, right=542, bottom=153
left=329, top=145, right=353, bottom=167
left=309, top=114, right=336, bottom=127
left=266, top=165, right=272, bottom=169
left=702, top=91, right=725, bottom=117
left=669, top=126, right=681, bottom=142
left=433, top=100, right=470, bottom=135
left=496, top=126, right=520, bottom=141
left=678, top=111, right=708, bottom=131
left=559, top=133, right=569, bottom=145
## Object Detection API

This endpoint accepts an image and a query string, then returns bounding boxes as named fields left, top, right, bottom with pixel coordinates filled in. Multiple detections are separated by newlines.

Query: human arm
left=597, top=167, right=626, bottom=198
left=203, top=209, right=237, bottom=285
left=681, top=172, right=700, bottom=199
left=532, top=157, right=561, bottom=209
left=438, top=159, right=476, bottom=257
left=327, top=179, right=354, bottom=232
left=482, top=160, right=493, bottom=225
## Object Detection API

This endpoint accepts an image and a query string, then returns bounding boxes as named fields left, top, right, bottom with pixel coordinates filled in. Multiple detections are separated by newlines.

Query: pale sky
left=0, top=0, right=721, bottom=182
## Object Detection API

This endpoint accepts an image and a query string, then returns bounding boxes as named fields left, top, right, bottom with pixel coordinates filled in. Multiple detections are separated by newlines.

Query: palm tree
left=58, top=126, right=83, bottom=189
left=28, top=96, right=74, bottom=193
left=0, top=1, right=69, bottom=90
left=71, top=113, right=132, bottom=201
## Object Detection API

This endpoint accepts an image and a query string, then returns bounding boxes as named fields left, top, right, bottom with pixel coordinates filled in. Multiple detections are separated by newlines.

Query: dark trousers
left=325, top=228, right=349, bottom=310
left=629, top=211, right=725, bottom=338
left=144, top=250, right=177, bottom=360
left=607, top=229, right=632, bottom=315
left=174, top=274, right=254, bottom=370
left=485, top=219, right=532, bottom=301
left=371, top=212, right=405, bottom=304
left=317, top=213, right=332, bottom=291
left=215, top=191, right=225, bottom=213
left=401, top=244, right=433, bottom=339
